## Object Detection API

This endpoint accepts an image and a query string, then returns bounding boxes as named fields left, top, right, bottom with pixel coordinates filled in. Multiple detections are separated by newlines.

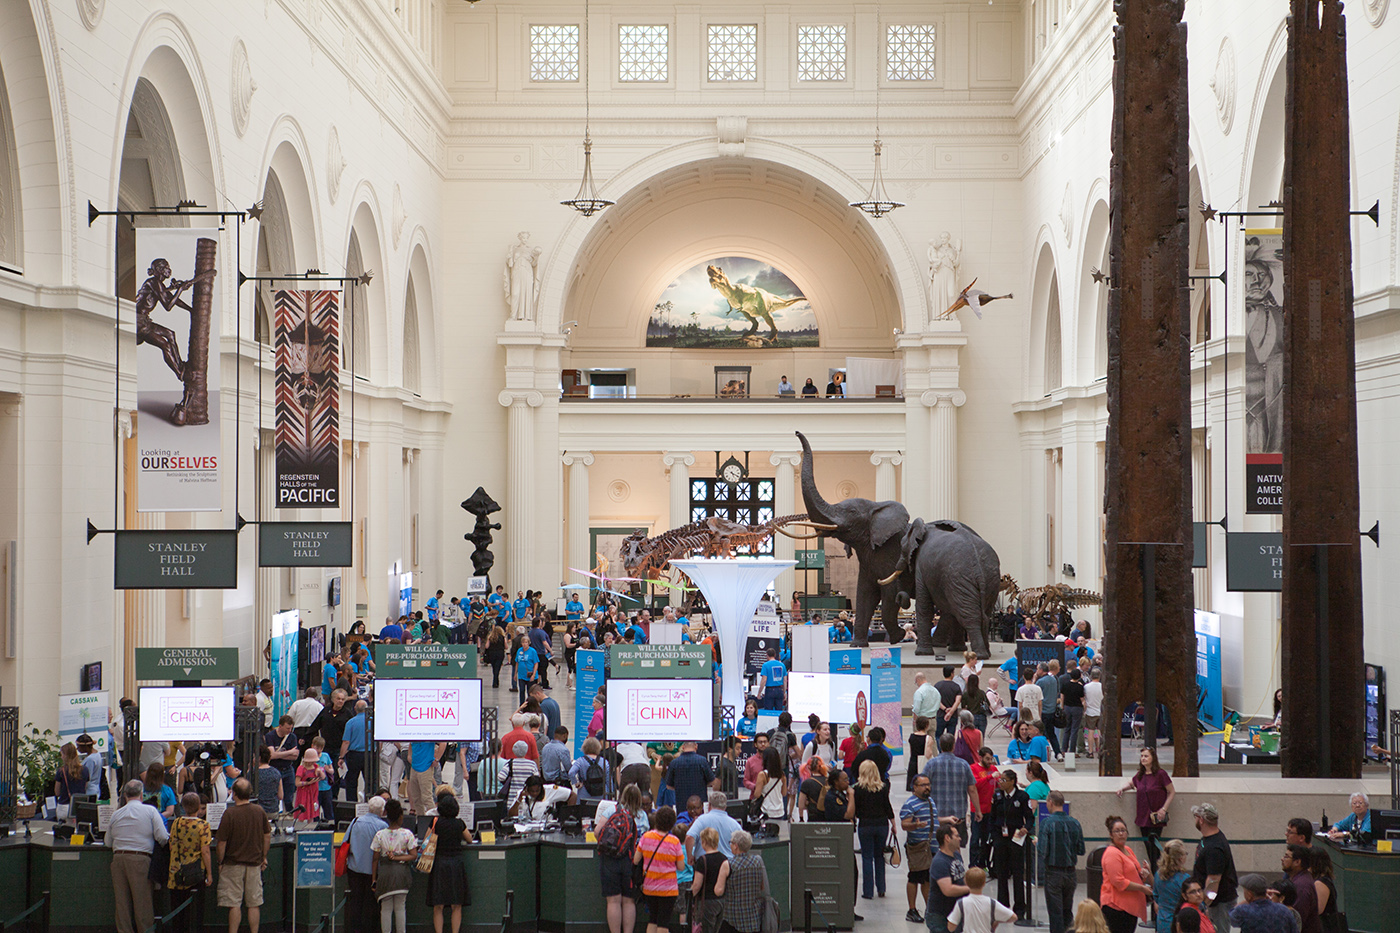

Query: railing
left=309, top=893, right=349, bottom=933
left=142, top=893, right=195, bottom=933
left=561, top=393, right=904, bottom=402
left=802, top=890, right=836, bottom=933
left=500, top=888, right=516, bottom=933
left=0, top=891, right=48, bottom=933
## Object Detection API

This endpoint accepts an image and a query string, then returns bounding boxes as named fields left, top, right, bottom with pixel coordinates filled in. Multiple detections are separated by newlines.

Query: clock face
left=722, top=462, right=744, bottom=484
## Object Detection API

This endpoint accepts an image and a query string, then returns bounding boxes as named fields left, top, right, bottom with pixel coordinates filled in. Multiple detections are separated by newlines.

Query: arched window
left=0, top=64, right=20, bottom=271
left=403, top=277, right=421, bottom=394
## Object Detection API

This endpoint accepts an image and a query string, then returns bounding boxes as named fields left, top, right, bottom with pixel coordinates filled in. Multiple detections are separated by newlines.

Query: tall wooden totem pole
left=1101, top=0, right=1198, bottom=777
left=1280, top=0, right=1363, bottom=779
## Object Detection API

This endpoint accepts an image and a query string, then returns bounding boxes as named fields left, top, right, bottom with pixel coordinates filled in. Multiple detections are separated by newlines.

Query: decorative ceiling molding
left=392, top=184, right=407, bottom=249
left=1059, top=182, right=1075, bottom=246
left=1209, top=38, right=1237, bottom=135
left=326, top=126, right=346, bottom=203
left=1363, top=0, right=1389, bottom=26
left=76, top=0, right=104, bottom=31
left=231, top=39, right=257, bottom=138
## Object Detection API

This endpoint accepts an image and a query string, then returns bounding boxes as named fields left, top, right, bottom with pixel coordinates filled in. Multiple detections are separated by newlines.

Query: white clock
left=720, top=456, right=747, bottom=486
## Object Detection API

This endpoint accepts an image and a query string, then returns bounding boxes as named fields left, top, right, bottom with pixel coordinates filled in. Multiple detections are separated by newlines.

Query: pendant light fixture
left=850, top=19, right=904, bottom=218
left=561, top=0, right=614, bottom=216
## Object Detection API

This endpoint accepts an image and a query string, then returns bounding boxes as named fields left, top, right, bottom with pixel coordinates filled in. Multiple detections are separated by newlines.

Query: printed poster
left=270, top=609, right=300, bottom=722
left=1243, top=230, right=1283, bottom=513
left=274, top=289, right=341, bottom=508
left=744, top=601, right=780, bottom=676
left=869, top=647, right=903, bottom=757
left=59, top=691, right=111, bottom=756
left=135, top=228, right=222, bottom=511
left=573, top=649, right=606, bottom=757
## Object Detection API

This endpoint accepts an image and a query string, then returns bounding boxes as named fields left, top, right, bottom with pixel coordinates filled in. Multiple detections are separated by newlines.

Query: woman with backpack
left=634, top=806, right=685, bottom=933
left=597, top=783, right=646, bottom=933
left=714, top=830, right=770, bottom=933
left=570, top=736, right=611, bottom=801
left=483, top=626, right=506, bottom=688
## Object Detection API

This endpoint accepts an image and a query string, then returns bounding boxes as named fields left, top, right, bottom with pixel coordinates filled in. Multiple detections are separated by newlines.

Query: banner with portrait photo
left=273, top=289, right=341, bottom=509
left=1243, top=229, right=1284, bottom=513
left=135, top=228, right=222, bottom=511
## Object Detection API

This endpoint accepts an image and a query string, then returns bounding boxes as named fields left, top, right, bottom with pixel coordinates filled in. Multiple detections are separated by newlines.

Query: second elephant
left=886, top=517, right=1001, bottom=658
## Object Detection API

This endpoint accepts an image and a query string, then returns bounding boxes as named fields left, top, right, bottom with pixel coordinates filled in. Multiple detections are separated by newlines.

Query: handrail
left=0, top=891, right=48, bottom=933
left=142, top=893, right=195, bottom=933
left=802, top=889, right=836, bottom=933
left=500, top=888, right=515, bottom=933
left=307, top=893, right=349, bottom=933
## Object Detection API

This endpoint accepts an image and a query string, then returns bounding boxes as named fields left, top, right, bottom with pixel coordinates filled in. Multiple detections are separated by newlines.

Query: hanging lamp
left=561, top=0, right=614, bottom=216
left=850, top=20, right=904, bottom=218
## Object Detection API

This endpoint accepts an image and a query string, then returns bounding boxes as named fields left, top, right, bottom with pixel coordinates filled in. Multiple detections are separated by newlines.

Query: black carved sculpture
left=461, top=487, right=502, bottom=578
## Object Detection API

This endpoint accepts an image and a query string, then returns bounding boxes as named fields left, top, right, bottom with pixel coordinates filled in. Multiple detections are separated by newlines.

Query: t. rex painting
left=706, top=264, right=807, bottom=341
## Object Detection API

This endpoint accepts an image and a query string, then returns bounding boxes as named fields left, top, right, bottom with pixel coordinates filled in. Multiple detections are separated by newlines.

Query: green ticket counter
left=1321, top=838, right=1400, bottom=933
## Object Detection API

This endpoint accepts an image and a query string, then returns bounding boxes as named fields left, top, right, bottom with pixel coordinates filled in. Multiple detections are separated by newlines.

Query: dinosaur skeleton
left=999, top=574, right=1103, bottom=620
left=621, top=514, right=822, bottom=581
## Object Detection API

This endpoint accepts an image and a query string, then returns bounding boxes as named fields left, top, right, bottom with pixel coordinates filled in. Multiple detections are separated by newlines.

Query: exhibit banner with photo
left=572, top=648, right=606, bottom=756
left=270, top=609, right=300, bottom=721
left=59, top=691, right=110, bottom=756
left=647, top=257, right=818, bottom=349
left=1243, top=230, right=1284, bottom=513
left=869, top=647, right=903, bottom=756
left=744, top=601, right=780, bottom=676
left=135, top=228, right=222, bottom=511
left=274, top=289, right=341, bottom=508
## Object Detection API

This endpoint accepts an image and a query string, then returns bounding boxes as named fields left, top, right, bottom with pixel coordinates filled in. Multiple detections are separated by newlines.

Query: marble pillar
left=563, top=451, right=594, bottom=575
left=662, top=451, right=695, bottom=531
left=922, top=390, right=965, bottom=519
left=770, top=451, right=803, bottom=602
left=499, top=390, right=544, bottom=595
left=870, top=451, right=904, bottom=503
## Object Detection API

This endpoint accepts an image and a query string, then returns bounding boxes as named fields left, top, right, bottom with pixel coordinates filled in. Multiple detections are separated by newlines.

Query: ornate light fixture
left=850, top=21, right=904, bottom=218
left=561, top=0, right=613, bottom=216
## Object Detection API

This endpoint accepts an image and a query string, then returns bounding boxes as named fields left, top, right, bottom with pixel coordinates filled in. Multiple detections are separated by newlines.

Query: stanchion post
left=804, top=889, right=813, bottom=933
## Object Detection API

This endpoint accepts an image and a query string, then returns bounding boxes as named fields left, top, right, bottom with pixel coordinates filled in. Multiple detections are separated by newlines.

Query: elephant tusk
left=775, top=527, right=822, bottom=540
left=789, top=521, right=838, bottom=531
left=877, top=570, right=901, bottom=586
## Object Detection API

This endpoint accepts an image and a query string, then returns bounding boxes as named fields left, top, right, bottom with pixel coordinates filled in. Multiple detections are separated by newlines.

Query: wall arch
left=1075, top=181, right=1110, bottom=385
left=346, top=197, right=390, bottom=385
left=538, top=139, right=929, bottom=334
left=0, top=63, right=23, bottom=269
left=404, top=234, right=438, bottom=398
left=256, top=125, right=320, bottom=274
left=1026, top=233, right=1063, bottom=399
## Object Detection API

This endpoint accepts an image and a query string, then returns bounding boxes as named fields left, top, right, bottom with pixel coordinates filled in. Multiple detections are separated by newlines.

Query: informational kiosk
left=671, top=558, right=794, bottom=718
left=789, top=822, right=855, bottom=929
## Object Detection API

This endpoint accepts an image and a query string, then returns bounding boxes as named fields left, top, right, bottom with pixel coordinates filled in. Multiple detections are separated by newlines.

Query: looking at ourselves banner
left=1243, top=229, right=1283, bottom=513
left=135, top=228, right=222, bottom=511
left=273, top=289, right=341, bottom=508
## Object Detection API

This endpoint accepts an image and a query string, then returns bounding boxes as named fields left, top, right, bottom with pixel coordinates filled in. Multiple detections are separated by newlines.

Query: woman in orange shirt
left=1100, top=815, right=1154, bottom=933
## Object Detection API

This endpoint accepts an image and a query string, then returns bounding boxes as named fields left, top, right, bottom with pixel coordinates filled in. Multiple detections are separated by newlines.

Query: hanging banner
left=573, top=648, right=606, bottom=757
left=1243, top=230, right=1284, bottom=513
left=1193, top=611, right=1223, bottom=731
left=270, top=609, right=300, bottom=722
left=114, top=529, right=239, bottom=589
left=869, top=647, right=903, bottom=757
left=375, top=643, right=479, bottom=678
left=134, top=647, right=240, bottom=681
left=258, top=521, right=354, bottom=567
left=59, top=691, right=111, bottom=756
left=744, top=602, right=780, bottom=676
left=610, top=644, right=711, bottom=679
left=135, top=228, right=223, bottom=511
left=274, top=290, right=341, bottom=509
left=1225, top=531, right=1283, bottom=591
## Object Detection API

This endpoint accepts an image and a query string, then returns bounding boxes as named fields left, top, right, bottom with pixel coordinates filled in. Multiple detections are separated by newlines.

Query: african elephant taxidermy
left=881, top=518, right=1001, bottom=659
left=797, top=431, right=911, bottom=647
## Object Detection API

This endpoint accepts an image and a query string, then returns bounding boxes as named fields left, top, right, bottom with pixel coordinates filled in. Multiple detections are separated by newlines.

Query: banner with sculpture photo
left=274, top=290, right=340, bottom=509
left=135, top=228, right=222, bottom=511
left=1243, top=230, right=1283, bottom=513
left=869, top=647, right=903, bottom=757
left=647, top=257, right=818, bottom=349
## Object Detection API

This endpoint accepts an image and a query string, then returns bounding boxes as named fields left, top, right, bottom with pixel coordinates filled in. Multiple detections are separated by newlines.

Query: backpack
left=582, top=755, right=607, bottom=797
left=770, top=728, right=790, bottom=765
left=597, top=807, right=637, bottom=859
left=476, top=619, right=492, bottom=642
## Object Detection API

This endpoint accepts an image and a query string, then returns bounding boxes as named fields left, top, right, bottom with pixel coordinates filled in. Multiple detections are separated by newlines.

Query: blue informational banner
left=573, top=649, right=606, bottom=757
left=296, top=831, right=335, bottom=888
left=1194, top=610, right=1223, bottom=731
left=829, top=649, right=862, bottom=674
left=270, top=609, right=300, bottom=722
left=869, top=647, right=903, bottom=757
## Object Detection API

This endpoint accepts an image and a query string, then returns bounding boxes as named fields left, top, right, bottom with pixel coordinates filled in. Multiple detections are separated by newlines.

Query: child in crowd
left=947, top=867, right=1017, bottom=933
left=312, top=736, right=335, bottom=821
left=295, top=748, right=323, bottom=825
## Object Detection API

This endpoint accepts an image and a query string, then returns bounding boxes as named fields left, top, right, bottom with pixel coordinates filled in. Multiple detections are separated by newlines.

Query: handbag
left=414, top=818, right=438, bottom=873
left=175, top=857, right=206, bottom=888
left=885, top=828, right=902, bottom=867
left=906, top=800, right=934, bottom=872
left=632, top=831, right=662, bottom=899
left=496, top=761, right=515, bottom=802
left=335, top=817, right=356, bottom=877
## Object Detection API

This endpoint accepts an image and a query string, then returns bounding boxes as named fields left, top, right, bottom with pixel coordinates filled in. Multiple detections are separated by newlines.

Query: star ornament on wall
left=1199, top=202, right=1218, bottom=223
left=1090, top=267, right=1109, bottom=286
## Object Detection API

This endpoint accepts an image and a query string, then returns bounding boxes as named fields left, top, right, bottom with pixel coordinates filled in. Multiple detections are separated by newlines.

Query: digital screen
left=787, top=672, right=872, bottom=724
left=373, top=679, right=483, bottom=742
left=604, top=679, right=714, bottom=742
left=138, top=687, right=236, bottom=742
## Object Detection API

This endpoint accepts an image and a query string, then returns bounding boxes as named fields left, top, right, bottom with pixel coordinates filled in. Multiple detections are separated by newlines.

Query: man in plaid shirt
left=920, top=733, right=981, bottom=847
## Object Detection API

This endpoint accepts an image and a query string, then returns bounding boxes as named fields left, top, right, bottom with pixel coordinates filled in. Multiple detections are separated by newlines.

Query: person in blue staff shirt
left=513, top=591, right=531, bottom=622
left=322, top=651, right=340, bottom=696
left=425, top=589, right=442, bottom=622
left=488, top=585, right=509, bottom=620
left=829, top=613, right=853, bottom=643
left=565, top=594, right=584, bottom=621
left=760, top=647, right=787, bottom=710
left=515, top=634, right=540, bottom=696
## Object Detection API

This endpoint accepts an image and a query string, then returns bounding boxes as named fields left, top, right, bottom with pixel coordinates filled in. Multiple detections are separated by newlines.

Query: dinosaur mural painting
left=645, top=256, right=819, bottom=349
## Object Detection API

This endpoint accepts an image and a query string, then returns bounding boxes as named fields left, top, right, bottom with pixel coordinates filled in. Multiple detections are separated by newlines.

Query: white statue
left=928, top=232, right=963, bottom=319
left=504, top=231, right=542, bottom=322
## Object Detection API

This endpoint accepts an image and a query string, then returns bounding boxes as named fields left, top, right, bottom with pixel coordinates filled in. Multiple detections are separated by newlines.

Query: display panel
left=373, top=679, right=483, bottom=742
left=138, top=686, right=236, bottom=742
left=604, top=679, right=714, bottom=742
left=787, top=672, right=871, bottom=725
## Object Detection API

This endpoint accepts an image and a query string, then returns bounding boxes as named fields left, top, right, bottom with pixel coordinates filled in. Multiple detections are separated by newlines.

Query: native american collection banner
left=1243, top=229, right=1284, bottom=513
left=135, top=228, right=222, bottom=511
left=273, top=289, right=341, bottom=508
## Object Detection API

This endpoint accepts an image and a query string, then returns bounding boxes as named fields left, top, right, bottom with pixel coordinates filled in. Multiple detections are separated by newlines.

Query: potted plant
left=17, top=724, right=61, bottom=816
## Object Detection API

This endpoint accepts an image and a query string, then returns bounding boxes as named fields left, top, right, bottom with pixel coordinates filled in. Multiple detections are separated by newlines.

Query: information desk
left=1321, top=837, right=1400, bottom=933
left=1, top=824, right=790, bottom=933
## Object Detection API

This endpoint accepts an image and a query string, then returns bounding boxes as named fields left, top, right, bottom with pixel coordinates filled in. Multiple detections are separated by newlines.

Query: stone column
left=770, top=452, right=803, bottom=603
left=921, top=390, right=965, bottom=519
left=662, top=452, right=695, bottom=531
left=500, top=391, right=544, bottom=595
left=870, top=451, right=904, bottom=503
left=562, top=451, right=594, bottom=576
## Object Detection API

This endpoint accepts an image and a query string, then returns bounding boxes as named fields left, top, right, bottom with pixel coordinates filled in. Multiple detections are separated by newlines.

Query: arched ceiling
left=564, top=158, right=902, bottom=351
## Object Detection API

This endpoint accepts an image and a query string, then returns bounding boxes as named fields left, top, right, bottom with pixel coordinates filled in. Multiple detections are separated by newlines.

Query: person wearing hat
left=829, top=612, right=853, bottom=644
left=77, top=733, right=104, bottom=797
left=1190, top=803, right=1239, bottom=933
left=1229, top=874, right=1293, bottom=933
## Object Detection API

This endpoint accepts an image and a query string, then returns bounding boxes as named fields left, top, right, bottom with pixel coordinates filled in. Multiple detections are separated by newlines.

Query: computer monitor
left=1372, top=809, right=1400, bottom=842
left=70, top=794, right=94, bottom=808
left=74, top=801, right=100, bottom=834
left=725, top=800, right=749, bottom=822
left=334, top=801, right=358, bottom=825
left=471, top=800, right=505, bottom=831
left=557, top=803, right=597, bottom=826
